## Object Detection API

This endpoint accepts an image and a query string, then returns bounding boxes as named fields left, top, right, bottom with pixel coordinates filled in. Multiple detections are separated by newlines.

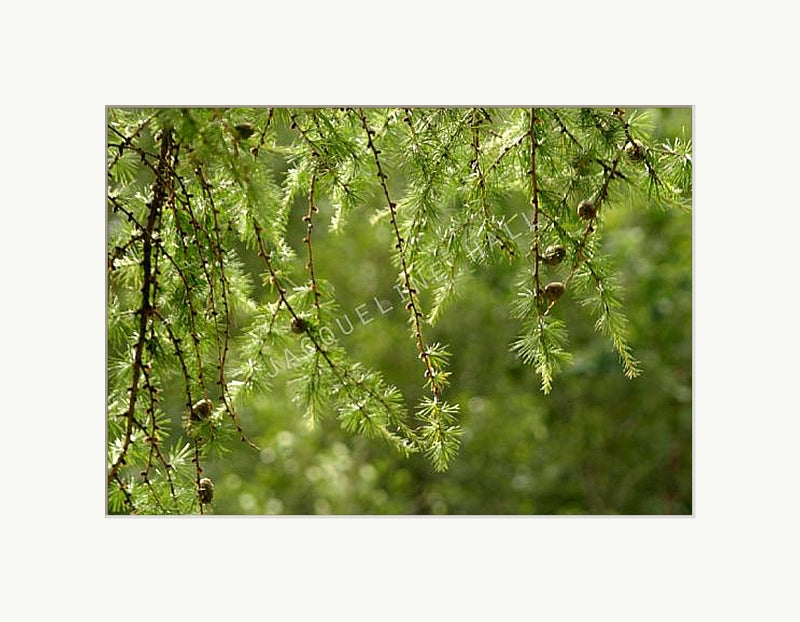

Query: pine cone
left=198, top=477, right=214, bottom=504
left=234, top=124, right=255, bottom=139
left=191, top=398, right=213, bottom=420
left=544, top=282, right=566, bottom=303
left=577, top=200, right=596, bottom=220
left=291, top=317, right=308, bottom=334
left=542, top=244, right=566, bottom=266
left=625, top=139, right=645, bottom=161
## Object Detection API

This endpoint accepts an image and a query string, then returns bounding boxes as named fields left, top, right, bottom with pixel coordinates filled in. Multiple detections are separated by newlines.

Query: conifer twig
left=471, top=108, right=514, bottom=257
left=552, top=110, right=628, bottom=184
left=527, top=107, right=557, bottom=374
left=131, top=409, right=175, bottom=509
left=403, top=108, right=472, bottom=266
left=485, top=131, right=527, bottom=178
left=140, top=310, right=178, bottom=506
left=161, top=200, right=210, bottom=397
left=112, top=473, right=136, bottom=513
left=538, top=210, right=609, bottom=317
left=303, top=171, right=322, bottom=321
left=153, top=307, right=201, bottom=456
left=106, top=114, right=157, bottom=168
left=614, top=109, right=668, bottom=200
left=109, top=138, right=221, bottom=401
left=301, top=167, right=326, bottom=424
left=253, top=217, right=416, bottom=447
left=196, top=165, right=259, bottom=452
left=529, top=108, right=542, bottom=299
left=357, top=108, right=441, bottom=401
left=542, top=153, right=621, bottom=318
left=250, top=108, right=274, bottom=158
left=108, top=130, right=172, bottom=486
left=193, top=440, right=204, bottom=515
left=289, top=111, right=355, bottom=201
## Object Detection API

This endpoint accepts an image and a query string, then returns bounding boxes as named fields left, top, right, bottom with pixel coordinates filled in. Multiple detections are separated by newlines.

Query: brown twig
left=196, top=164, right=259, bottom=451
left=193, top=440, right=204, bottom=515
left=303, top=171, right=323, bottom=321
left=529, top=108, right=542, bottom=297
left=107, top=129, right=172, bottom=486
left=251, top=108, right=274, bottom=158
left=356, top=108, right=441, bottom=401
left=542, top=154, right=622, bottom=318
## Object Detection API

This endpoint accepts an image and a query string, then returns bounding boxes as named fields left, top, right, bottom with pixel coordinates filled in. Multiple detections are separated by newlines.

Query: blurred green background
left=205, top=108, right=692, bottom=515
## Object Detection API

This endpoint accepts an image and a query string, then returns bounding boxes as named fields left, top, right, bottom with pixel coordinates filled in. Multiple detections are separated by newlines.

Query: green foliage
left=107, top=106, right=691, bottom=514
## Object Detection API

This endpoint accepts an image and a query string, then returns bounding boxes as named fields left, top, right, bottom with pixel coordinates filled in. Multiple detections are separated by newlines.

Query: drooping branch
left=108, top=129, right=172, bottom=485
left=303, top=170, right=322, bottom=322
left=529, top=108, right=542, bottom=300
left=252, top=216, right=418, bottom=449
left=555, top=154, right=621, bottom=300
left=357, top=107, right=442, bottom=402
left=196, top=165, right=259, bottom=452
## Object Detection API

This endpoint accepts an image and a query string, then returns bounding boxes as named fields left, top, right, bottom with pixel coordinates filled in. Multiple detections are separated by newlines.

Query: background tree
left=107, top=106, right=691, bottom=514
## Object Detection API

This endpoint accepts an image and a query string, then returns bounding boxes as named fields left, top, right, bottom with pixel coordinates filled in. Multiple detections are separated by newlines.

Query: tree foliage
left=107, top=107, right=692, bottom=514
